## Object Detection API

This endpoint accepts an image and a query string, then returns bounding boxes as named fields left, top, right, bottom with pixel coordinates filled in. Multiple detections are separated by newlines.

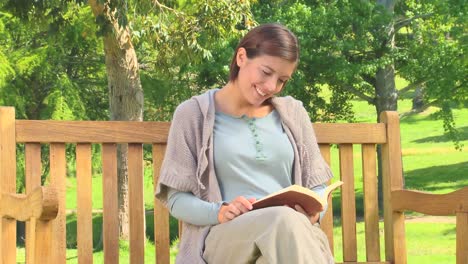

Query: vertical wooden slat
left=25, top=143, right=53, bottom=263
left=0, top=107, right=17, bottom=264
left=102, top=144, right=119, bottom=264
left=319, top=144, right=334, bottom=255
left=77, top=143, right=93, bottom=264
left=50, top=143, right=67, bottom=264
left=178, top=221, right=183, bottom=240
left=128, top=143, right=144, bottom=264
left=362, top=144, right=380, bottom=261
left=339, top=143, right=357, bottom=262
left=456, top=212, right=468, bottom=264
left=153, top=144, right=170, bottom=264
left=380, top=111, right=405, bottom=263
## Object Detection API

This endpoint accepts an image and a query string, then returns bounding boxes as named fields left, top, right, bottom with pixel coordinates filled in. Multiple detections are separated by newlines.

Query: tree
left=251, top=0, right=466, bottom=148
left=1, top=0, right=254, bottom=240
left=87, top=0, right=254, bottom=239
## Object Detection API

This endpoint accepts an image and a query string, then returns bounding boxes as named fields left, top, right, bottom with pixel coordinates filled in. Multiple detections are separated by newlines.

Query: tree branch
left=394, top=13, right=434, bottom=32
left=397, top=81, right=426, bottom=95
left=342, top=85, right=375, bottom=104
left=153, top=0, right=177, bottom=12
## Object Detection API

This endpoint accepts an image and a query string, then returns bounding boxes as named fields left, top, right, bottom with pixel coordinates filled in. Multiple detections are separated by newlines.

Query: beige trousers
left=202, top=206, right=334, bottom=264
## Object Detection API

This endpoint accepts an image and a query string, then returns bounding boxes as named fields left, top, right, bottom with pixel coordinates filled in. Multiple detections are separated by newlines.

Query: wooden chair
left=0, top=106, right=466, bottom=263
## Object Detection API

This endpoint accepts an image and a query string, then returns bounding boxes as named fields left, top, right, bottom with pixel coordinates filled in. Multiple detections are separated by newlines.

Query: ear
left=236, top=47, right=247, bottom=67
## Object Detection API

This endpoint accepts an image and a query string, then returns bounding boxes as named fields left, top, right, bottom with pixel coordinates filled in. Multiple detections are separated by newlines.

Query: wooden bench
left=0, top=106, right=466, bottom=264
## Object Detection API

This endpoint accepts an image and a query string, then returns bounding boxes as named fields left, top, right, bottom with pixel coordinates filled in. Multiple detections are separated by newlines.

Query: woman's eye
left=262, top=70, right=271, bottom=76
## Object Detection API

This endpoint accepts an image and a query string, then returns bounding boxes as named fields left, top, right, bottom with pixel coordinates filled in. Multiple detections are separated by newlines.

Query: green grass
left=332, top=221, right=456, bottom=263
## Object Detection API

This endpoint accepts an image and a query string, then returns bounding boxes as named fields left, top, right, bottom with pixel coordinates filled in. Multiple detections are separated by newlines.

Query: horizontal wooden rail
left=0, top=187, right=58, bottom=221
left=313, top=123, right=387, bottom=144
left=392, top=187, right=468, bottom=215
left=16, top=120, right=387, bottom=144
left=16, top=120, right=171, bottom=143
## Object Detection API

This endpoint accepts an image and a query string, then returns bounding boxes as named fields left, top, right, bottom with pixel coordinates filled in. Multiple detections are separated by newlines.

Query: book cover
left=252, top=181, right=344, bottom=215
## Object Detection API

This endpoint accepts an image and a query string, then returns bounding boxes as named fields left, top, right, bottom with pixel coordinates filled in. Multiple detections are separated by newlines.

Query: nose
left=265, top=76, right=280, bottom=93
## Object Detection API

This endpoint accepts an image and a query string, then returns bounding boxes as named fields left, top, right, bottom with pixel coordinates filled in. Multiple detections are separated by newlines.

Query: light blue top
left=167, top=110, right=327, bottom=226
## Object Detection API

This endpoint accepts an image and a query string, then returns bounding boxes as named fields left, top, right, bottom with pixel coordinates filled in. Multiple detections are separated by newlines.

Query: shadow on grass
left=404, top=161, right=468, bottom=192
left=327, top=162, right=467, bottom=220
left=65, top=211, right=179, bottom=251
left=412, top=126, right=468, bottom=143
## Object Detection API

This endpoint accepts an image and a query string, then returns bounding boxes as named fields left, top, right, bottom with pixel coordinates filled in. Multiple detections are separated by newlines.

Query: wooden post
left=0, top=107, right=17, bottom=264
left=50, top=143, right=67, bottom=264
left=102, top=143, right=119, bottom=264
left=380, top=111, right=406, bottom=264
left=339, top=144, right=357, bottom=262
left=153, top=144, right=170, bottom=264
left=456, top=212, right=467, bottom=264
left=77, top=143, right=93, bottom=264
left=319, top=144, right=334, bottom=255
left=128, top=143, right=144, bottom=263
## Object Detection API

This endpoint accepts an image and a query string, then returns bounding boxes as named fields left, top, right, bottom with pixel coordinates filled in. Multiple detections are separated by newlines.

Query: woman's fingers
left=217, top=196, right=256, bottom=223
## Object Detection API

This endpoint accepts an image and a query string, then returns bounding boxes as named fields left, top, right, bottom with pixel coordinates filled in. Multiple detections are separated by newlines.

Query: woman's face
left=236, top=48, right=296, bottom=106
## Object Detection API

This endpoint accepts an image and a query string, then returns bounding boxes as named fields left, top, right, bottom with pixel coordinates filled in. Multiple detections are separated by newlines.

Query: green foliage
left=249, top=0, right=466, bottom=148
left=0, top=3, right=107, bottom=120
left=132, top=0, right=254, bottom=120
left=0, top=12, right=15, bottom=89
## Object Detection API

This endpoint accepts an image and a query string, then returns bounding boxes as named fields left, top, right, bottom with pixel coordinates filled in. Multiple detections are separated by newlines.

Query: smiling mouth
left=255, top=86, right=266, bottom=97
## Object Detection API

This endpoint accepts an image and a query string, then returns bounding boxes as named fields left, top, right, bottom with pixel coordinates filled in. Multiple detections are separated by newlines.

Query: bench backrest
left=0, top=107, right=403, bottom=264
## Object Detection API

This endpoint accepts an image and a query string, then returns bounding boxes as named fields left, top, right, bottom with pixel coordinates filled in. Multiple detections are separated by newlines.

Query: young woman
left=156, top=23, right=334, bottom=264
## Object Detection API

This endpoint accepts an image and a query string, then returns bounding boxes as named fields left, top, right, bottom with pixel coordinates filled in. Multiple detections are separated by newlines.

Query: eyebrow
left=262, top=65, right=292, bottom=79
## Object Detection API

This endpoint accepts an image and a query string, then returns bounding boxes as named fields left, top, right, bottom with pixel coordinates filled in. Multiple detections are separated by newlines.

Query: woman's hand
left=217, top=196, right=256, bottom=224
left=293, top=204, right=320, bottom=224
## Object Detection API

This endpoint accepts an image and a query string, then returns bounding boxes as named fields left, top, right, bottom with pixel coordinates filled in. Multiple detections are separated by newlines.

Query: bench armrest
left=0, top=186, right=58, bottom=221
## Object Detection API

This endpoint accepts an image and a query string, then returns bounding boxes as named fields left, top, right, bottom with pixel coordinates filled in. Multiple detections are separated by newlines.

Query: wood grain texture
left=313, top=123, right=386, bottom=143
left=456, top=212, right=467, bottom=264
left=0, top=107, right=17, bottom=264
left=128, top=143, right=144, bottom=264
left=0, top=187, right=57, bottom=221
left=319, top=144, right=334, bottom=254
left=25, top=143, right=42, bottom=264
left=380, top=111, right=405, bottom=263
left=76, top=143, right=93, bottom=264
left=153, top=144, right=171, bottom=264
left=50, top=143, right=67, bottom=264
left=102, top=144, right=119, bottom=264
left=339, top=144, right=357, bottom=262
left=392, top=188, right=468, bottom=215
left=362, top=144, right=380, bottom=261
left=16, top=120, right=170, bottom=143
left=16, top=121, right=386, bottom=144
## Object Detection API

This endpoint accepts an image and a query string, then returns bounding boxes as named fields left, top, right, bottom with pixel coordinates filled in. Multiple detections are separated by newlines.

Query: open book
left=252, top=181, right=344, bottom=215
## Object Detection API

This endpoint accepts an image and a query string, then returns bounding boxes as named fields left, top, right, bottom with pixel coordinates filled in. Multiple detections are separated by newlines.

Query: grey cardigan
left=156, top=89, right=333, bottom=264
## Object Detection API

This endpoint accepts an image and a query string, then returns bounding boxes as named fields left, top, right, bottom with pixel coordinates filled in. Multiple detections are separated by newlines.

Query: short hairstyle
left=229, top=23, right=299, bottom=81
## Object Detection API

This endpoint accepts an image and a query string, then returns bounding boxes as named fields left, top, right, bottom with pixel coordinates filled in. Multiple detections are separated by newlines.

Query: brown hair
left=229, top=23, right=299, bottom=81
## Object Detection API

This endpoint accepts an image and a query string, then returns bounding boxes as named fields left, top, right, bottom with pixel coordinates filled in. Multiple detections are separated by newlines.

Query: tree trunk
left=412, top=85, right=425, bottom=112
left=375, top=64, right=398, bottom=120
left=89, top=0, right=144, bottom=240
left=375, top=0, right=398, bottom=208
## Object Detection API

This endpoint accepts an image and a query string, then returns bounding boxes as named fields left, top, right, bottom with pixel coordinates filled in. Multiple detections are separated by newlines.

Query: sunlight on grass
left=331, top=221, right=456, bottom=263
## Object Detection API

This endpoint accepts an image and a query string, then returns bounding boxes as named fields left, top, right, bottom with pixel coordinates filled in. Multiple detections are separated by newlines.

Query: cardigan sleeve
left=155, top=99, right=203, bottom=206
left=295, top=101, right=334, bottom=188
